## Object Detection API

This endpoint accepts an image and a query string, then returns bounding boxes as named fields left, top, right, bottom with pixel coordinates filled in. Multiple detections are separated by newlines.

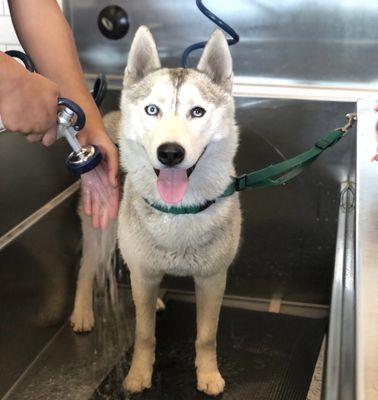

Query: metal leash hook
left=336, top=112, right=357, bottom=135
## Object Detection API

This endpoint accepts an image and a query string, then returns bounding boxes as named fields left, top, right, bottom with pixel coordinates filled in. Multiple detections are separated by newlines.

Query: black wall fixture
left=97, top=5, right=129, bottom=40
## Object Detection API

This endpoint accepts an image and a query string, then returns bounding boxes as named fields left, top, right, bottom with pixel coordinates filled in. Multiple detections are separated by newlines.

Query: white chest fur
left=117, top=180, right=241, bottom=277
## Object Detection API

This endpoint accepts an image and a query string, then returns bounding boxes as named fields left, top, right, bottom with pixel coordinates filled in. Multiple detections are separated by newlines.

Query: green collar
left=144, top=198, right=215, bottom=214
left=143, top=126, right=352, bottom=215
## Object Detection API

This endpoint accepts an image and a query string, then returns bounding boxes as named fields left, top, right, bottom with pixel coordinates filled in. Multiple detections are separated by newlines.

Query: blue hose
left=181, top=0, right=239, bottom=68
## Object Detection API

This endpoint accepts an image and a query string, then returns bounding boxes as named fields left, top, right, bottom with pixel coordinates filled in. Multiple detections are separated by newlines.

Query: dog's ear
left=197, top=29, right=233, bottom=92
left=124, top=26, right=161, bottom=85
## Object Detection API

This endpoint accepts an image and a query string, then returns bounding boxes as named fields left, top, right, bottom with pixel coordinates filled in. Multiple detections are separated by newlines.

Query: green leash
left=147, top=113, right=357, bottom=215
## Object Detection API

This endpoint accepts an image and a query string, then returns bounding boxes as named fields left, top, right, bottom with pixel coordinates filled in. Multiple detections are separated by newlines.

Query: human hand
left=78, top=123, right=120, bottom=229
left=77, top=123, right=119, bottom=188
left=0, top=52, right=59, bottom=145
left=81, top=161, right=119, bottom=229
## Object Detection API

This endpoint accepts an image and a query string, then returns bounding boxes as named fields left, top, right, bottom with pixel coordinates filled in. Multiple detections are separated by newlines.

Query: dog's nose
left=157, top=142, right=185, bottom=167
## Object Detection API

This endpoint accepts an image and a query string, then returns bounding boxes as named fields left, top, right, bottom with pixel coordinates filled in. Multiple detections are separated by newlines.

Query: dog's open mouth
left=153, top=165, right=195, bottom=178
left=153, top=148, right=205, bottom=205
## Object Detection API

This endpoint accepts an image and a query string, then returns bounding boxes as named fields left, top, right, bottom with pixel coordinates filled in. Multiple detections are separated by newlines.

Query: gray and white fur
left=71, top=26, right=241, bottom=396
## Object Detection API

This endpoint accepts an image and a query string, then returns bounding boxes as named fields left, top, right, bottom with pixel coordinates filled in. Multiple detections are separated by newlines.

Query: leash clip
left=337, top=112, right=357, bottom=135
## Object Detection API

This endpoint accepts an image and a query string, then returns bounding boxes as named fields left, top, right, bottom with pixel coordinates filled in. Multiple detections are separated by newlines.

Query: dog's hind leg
left=71, top=214, right=117, bottom=332
left=124, top=270, right=163, bottom=393
left=194, top=270, right=227, bottom=396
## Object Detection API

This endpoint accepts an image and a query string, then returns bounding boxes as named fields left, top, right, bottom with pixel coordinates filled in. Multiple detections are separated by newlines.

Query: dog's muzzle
left=154, top=146, right=207, bottom=178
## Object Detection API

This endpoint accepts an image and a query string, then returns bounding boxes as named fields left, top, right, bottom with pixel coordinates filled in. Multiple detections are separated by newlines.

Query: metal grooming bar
left=355, top=100, right=378, bottom=400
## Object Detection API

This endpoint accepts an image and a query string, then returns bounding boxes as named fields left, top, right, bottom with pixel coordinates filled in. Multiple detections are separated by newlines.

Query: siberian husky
left=70, top=26, right=241, bottom=396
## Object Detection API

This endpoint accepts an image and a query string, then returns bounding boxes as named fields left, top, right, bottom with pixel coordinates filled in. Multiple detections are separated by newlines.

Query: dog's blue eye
left=145, top=104, right=159, bottom=116
left=191, top=106, right=206, bottom=118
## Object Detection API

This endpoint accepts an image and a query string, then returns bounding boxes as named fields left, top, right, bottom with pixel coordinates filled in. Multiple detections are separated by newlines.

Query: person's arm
left=8, top=0, right=118, bottom=187
left=0, top=51, right=59, bottom=143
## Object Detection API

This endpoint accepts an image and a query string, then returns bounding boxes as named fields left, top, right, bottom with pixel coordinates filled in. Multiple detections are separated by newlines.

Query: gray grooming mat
left=91, top=300, right=326, bottom=400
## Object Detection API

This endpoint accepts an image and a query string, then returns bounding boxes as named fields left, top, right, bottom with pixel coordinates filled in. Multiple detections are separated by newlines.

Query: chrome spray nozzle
left=56, top=98, right=102, bottom=174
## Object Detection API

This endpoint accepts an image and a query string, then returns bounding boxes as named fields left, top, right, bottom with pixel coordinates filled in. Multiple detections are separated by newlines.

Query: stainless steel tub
left=1, top=1, right=377, bottom=399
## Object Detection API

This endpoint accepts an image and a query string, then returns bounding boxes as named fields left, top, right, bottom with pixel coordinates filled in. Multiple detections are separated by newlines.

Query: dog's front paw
left=70, top=307, right=95, bottom=333
left=197, top=370, right=225, bottom=396
left=123, top=369, right=152, bottom=393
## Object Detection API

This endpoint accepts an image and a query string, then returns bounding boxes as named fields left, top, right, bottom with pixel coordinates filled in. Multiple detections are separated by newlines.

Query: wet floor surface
left=92, top=300, right=326, bottom=400
left=1, top=287, right=134, bottom=400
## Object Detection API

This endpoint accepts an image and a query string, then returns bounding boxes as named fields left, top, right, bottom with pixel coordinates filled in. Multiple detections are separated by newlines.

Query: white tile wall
left=0, top=0, right=63, bottom=52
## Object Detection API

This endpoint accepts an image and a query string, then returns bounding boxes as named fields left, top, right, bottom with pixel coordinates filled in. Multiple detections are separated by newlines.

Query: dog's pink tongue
left=157, top=169, right=188, bottom=204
